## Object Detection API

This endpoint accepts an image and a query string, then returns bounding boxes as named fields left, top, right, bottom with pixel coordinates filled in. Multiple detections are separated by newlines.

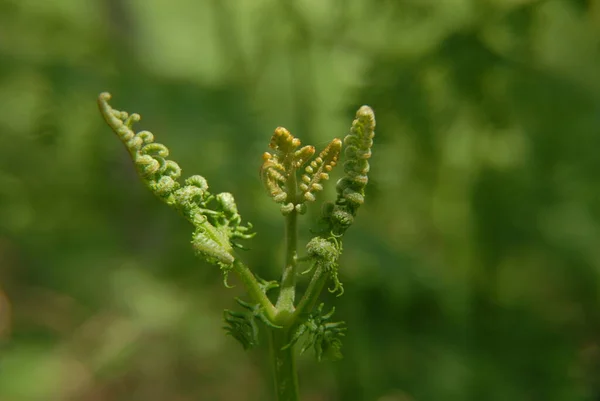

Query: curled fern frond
left=270, top=126, right=302, bottom=154
left=214, top=192, right=256, bottom=243
left=191, top=224, right=234, bottom=265
left=321, top=106, right=375, bottom=236
left=300, top=138, right=342, bottom=203
left=306, top=237, right=344, bottom=296
left=294, top=145, right=317, bottom=169
left=98, top=93, right=255, bottom=276
left=335, top=106, right=375, bottom=212
left=260, top=127, right=317, bottom=214
left=303, top=106, right=375, bottom=297
left=306, top=237, right=339, bottom=263
left=260, top=151, right=288, bottom=204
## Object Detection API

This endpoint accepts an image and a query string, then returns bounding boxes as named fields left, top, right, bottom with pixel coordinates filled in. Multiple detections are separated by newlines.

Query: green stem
left=276, top=163, right=299, bottom=318
left=270, top=156, right=304, bottom=399
left=293, top=262, right=328, bottom=321
left=269, top=327, right=300, bottom=401
left=276, top=210, right=298, bottom=316
left=232, top=260, right=277, bottom=322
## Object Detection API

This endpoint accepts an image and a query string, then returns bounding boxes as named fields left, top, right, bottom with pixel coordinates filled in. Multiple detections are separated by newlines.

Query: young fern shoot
left=98, top=92, right=375, bottom=401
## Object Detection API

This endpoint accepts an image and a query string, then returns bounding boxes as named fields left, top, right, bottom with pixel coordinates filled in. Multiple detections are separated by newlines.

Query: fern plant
left=97, top=92, right=375, bottom=401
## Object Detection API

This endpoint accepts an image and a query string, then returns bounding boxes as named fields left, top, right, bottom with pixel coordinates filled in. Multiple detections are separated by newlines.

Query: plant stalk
left=233, top=260, right=277, bottom=322
left=269, top=327, right=301, bottom=401
left=270, top=161, right=303, bottom=399
left=293, top=262, right=328, bottom=320
left=275, top=163, right=299, bottom=317
left=276, top=210, right=298, bottom=315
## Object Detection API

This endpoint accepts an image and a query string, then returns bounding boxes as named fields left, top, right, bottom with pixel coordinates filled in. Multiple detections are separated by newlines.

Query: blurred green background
left=1, top=0, right=600, bottom=400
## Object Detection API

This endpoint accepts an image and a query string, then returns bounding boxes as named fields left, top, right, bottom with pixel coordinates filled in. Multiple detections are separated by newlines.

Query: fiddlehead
left=260, top=126, right=343, bottom=214
left=260, top=127, right=314, bottom=214
left=305, top=236, right=343, bottom=295
left=300, top=139, right=342, bottom=203
left=98, top=93, right=255, bottom=280
left=302, top=106, right=375, bottom=295
left=99, top=90, right=375, bottom=400
left=327, top=105, right=376, bottom=235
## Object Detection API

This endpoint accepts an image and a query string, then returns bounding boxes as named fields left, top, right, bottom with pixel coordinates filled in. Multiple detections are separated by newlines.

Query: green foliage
left=97, top=93, right=255, bottom=283
left=283, top=303, right=346, bottom=362
left=4, top=1, right=600, bottom=401
left=223, top=308, right=259, bottom=350
left=98, top=91, right=375, bottom=400
left=223, top=297, right=282, bottom=350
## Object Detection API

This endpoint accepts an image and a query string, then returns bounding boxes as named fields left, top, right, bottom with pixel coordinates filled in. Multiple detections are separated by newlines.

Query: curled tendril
left=98, top=92, right=255, bottom=279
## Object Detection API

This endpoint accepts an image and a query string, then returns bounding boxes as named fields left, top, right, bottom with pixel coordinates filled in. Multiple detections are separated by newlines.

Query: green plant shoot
left=97, top=92, right=375, bottom=401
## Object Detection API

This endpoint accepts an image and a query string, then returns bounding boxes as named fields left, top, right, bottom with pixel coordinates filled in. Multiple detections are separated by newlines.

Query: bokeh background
left=1, top=0, right=600, bottom=400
